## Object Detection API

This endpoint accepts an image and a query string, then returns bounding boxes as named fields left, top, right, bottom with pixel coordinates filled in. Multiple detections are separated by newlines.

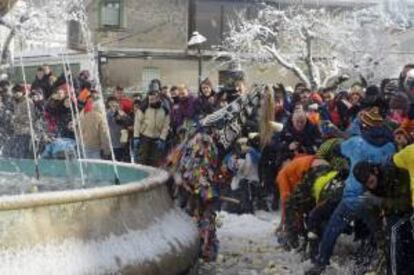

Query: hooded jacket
left=393, top=143, right=414, bottom=207
left=341, top=135, right=395, bottom=206
left=134, top=104, right=170, bottom=141
left=276, top=155, right=316, bottom=225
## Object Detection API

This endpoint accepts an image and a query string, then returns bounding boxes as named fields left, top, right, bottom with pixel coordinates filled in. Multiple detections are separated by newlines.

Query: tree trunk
left=303, top=28, right=320, bottom=90
left=0, top=28, right=15, bottom=65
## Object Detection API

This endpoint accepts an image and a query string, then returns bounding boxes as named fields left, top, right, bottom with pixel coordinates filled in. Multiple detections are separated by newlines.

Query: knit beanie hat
left=361, top=85, right=382, bottom=108
left=359, top=107, right=384, bottom=128
left=316, top=138, right=348, bottom=171
left=389, top=92, right=410, bottom=112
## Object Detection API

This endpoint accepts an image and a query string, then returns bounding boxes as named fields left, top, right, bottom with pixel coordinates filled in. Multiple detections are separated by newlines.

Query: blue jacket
left=341, top=136, right=395, bottom=207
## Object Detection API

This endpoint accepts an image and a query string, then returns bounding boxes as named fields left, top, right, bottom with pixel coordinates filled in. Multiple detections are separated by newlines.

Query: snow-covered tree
left=221, top=2, right=412, bottom=89
left=0, top=0, right=83, bottom=66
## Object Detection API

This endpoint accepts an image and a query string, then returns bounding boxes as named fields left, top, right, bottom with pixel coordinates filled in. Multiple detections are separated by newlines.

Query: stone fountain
left=0, top=159, right=199, bottom=274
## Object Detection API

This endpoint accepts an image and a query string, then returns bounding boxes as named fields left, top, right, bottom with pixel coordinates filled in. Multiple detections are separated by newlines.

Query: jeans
left=316, top=198, right=380, bottom=265
left=137, top=136, right=164, bottom=167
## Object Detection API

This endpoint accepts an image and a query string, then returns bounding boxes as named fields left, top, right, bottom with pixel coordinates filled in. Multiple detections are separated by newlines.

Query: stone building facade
left=75, top=0, right=299, bottom=93
left=72, top=0, right=414, bottom=93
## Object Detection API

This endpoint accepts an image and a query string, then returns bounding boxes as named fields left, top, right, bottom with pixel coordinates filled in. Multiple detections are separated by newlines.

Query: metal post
left=198, top=46, right=202, bottom=87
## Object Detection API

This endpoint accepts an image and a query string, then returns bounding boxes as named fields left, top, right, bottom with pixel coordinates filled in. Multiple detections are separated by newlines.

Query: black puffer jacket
left=279, top=118, right=322, bottom=154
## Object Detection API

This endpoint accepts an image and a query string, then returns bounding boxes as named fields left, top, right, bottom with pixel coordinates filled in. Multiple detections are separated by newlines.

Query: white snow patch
left=0, top=209, right=198, bottom=275
left=198, top=211, right=358, bottom=275
left=217, top=211, right=279, bottom=240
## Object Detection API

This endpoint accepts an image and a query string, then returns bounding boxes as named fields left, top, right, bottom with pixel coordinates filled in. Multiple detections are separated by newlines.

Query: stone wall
left=87, top=0, right=188, bottom=50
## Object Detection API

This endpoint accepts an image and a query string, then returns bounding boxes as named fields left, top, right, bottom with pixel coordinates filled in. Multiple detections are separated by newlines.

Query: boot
left=305, top=263, right=326, bottom=275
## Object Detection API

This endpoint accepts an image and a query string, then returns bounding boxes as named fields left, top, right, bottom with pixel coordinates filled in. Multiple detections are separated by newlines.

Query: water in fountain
left=18, top=38, right=40, bottom=179
left=71, top=0, right=121, bottom=184
left=59, top=53, right=86, bottom=186
left=0, top=0, right=124, bottom=190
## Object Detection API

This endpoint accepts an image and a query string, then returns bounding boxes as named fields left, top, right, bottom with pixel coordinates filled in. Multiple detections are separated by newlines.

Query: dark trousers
left=307, top=198, right=341, bottom=237
left=137, top=136, right=163, bottom=167
left=316, top=198, right=380, bottom=266
left=113, top=147, right=129, bottom=162
left=3, top=134, right=32, bottom=159
left=306, top=198, right=341, bottom=261
left=224, top=180, right=264, bottom=214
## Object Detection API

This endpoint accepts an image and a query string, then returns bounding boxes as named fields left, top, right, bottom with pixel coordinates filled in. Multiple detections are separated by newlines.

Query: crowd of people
left=0, top=62, right=414, bottom=274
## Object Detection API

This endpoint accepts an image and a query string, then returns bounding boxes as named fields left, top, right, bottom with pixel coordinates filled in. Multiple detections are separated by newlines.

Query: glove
left=133, top=137, right=140, bottom=151
left=156, top=139, right=166, bottom=151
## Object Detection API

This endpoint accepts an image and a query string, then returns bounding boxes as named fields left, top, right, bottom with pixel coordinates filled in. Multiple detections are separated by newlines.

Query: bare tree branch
left=264, top=44, right=311, bottom=88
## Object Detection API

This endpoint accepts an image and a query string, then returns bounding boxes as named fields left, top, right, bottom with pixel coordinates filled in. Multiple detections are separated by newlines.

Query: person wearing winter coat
left=393, top=120, right=414, bottom=151
left=133, top=89, right=170, bottom=166
left=276, top=154, right=316, bottom=231
left=56, top=96, right=75, bottom=140
left=388, top=92, right=410, bottom=125
left=225, top=135, right=264, bottom=214
left=306, top=107, right=396, bottom=275
left=3, top=84, right=36, bottom=159
left=31, top=66, right=54, bottom=100
left=273, top=84, right=291, bottom=125
left=106, top=96, right=133, bottom=162
left=113, top=86, right=134, bottom=115
left=79, top=100, right=111, bottom=159
left=279, top=109, right=322, bottom=155
left=304, top=138, right=348, bottom=258
left=320, top=89, right=351, bottom=130
left=283, top=163, right=333, bottom=250
left=393, top=143, right=414, bottom=211
left=401, top=66, right=414, bottom=103
left=353, top=161, right=413, bottom=274
left=45, top=89, right=69, bottom=137
left=0, top=82, right=14, bottom=150
left=170, top=84, right=196, bottom=135
left=195, top=78, right=218, bottom=120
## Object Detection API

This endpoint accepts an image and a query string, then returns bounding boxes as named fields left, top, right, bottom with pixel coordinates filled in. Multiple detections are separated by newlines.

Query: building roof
left=203, top=0, right=378, bottom=7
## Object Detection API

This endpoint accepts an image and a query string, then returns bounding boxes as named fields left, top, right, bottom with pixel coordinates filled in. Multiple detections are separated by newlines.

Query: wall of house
left=100, top=57, right=300, bottom=93
left=87, top=0, right=189, bottom=50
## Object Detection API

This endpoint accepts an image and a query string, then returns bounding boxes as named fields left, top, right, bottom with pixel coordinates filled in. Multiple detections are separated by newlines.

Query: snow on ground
left=196, top=211, right=358, bottom=275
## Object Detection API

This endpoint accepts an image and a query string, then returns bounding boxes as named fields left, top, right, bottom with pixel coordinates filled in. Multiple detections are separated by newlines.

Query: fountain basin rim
left=0, top=160, right=170, bottom=211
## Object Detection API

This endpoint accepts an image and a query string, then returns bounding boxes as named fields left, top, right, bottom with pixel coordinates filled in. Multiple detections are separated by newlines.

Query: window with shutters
left=100, top=0, right=123, bottom=29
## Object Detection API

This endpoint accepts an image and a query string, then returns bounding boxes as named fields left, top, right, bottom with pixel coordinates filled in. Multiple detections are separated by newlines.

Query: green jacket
left=374, top=164, right=411, bottom=215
